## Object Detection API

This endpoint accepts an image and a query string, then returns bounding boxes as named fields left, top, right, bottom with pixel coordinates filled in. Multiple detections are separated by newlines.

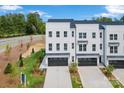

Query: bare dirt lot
left=0, top=38, right=45, bottom=87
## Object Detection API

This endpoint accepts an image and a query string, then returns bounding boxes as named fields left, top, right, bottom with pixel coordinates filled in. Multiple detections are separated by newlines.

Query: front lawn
left=69, top=63, right=83, bottom=88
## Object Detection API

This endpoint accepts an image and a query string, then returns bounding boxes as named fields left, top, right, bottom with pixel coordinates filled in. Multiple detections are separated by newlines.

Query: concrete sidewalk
left=44, top=67, right=72, bottom=88
left=78, top=67, right=113, bottom=88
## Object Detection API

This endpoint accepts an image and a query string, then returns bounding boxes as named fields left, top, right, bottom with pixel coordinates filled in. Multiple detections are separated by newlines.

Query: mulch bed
left=0, top=39, right=44, bottom=88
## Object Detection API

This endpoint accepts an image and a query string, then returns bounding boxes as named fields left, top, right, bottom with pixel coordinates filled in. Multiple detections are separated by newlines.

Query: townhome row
left=44, top=19, right=124, bottom=68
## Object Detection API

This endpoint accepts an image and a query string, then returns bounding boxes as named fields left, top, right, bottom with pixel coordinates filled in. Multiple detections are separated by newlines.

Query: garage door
left=48, top=58, right=68, bottom=66
left=78, top=58, right=97, bottom=66
left=109, top=60, right=124, bottom=68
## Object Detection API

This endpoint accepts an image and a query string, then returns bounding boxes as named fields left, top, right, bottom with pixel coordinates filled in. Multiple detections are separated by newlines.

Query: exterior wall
left=105, top=25, right=124, bottom=65
left=46, top=22, right=73, bottom=65
left=75, top=24, right=100, bottom=64
left=45, top=20, right=124, bottom=67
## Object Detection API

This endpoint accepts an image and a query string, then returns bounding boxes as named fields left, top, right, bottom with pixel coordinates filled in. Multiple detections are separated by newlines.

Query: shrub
left=32, top=48, right=35, bottom=54
left=4, top=63, right=13, bottom=74
left=69, top=63, right=77, bottom=73
left=105, top=65, right=114, bottom=77
left=19, top=54, right=23, bottom=67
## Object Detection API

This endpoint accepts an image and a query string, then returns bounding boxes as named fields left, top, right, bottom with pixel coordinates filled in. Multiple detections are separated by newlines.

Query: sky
left=0, top=5, right=124, bottom=21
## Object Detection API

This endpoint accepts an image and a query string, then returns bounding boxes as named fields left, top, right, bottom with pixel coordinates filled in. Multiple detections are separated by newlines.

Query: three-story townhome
left=43, top=19, right=124, bottom=68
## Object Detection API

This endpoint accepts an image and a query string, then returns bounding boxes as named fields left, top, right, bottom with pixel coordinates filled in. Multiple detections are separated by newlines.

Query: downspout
left=103, top=25, right=107, bottom=66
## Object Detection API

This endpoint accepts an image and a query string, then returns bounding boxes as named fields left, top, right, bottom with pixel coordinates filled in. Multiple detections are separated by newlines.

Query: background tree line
left=92, top=16, right=124, bottom=22
left=0, top=12, right=45, bottom=38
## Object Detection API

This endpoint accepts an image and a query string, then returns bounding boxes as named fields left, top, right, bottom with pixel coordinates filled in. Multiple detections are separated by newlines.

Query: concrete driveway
left=113, top=69, right=124, bottom=85
left=44, top=67, right=72, bottom=88
left=78, top=67, right=112, bottom=88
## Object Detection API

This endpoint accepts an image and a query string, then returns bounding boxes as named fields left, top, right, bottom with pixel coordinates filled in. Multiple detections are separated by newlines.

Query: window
left=79, top=44, right=82, bottom=51
left=83, top=33, right=86, bottom=38
left=64, top=43, right=67, bottom=51
left=92, top=44, right=96, bottom=51
left=56, top=31, right=60, bottom=37
left=92, top=32, right=96, bottom=38
left=72, top=56, right=74, bottom=62
left=110, top=34, right=118, bottom=40
left=49, top=43, right=52, bottom=51
left=114, top=34, right=117, bottom=40
left=110, top=46, right=113, bottom=53
left=100, top=44, right=102, bottom=50
left=72, top=43, right=74, bottom=49
left=79, top=33, right=82, bottom=38
left=64, top=31, right=67, bottom=37
left=110, top=34, right=113, bottom=40
left=83, top=44, right=87, bottom=51
left=114, top=46, right=118, bottom=53
left=49, top=31, right=52, bottom=37
left=72, top=31, right=74, bottom=37
left=56, top=43, right=60, bottom=51
left=100, top=32, right=102, bottom=38
left=110, top=46, right=118, bottom=53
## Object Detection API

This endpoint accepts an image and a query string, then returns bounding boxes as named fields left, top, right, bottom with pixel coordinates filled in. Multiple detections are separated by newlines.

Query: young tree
left=5, top=44, right=11, bottom=60
left=19, top=54, right=23, bottom=67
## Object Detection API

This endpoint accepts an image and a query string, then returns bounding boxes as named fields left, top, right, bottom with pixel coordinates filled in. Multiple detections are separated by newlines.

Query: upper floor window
left=64, top=31, right=67, bottom=37
left=110, top=34, right=118, bottom=40
left=110, top=34, right=113, bottom=40
left=49, top=43, right=52, bottom=51
left=114, top=34, right=118, bottom=40
left=79, top=44, right=82, bottom=51
left=49, top=31, right=52, bottom=37
left=92, top=44, right=96, bottom=51
left=83, top=33, right=86, bottom=38
left=79, top=33, right=82, bottom=38
left=56, top=31, right=60, bottom=37
left=100, top=32, right=102, bottom=38
left=72, top=31, right=74, bottom=37
left=92, top=32, right=96, bottom=38
left=72, top=43, right=74, bottom=49
left=56, top=43, right=60, bottom=51
left=83, top=44, right=87, bottom=51
left=64, top=43, right=67, bottom=51
left=110, top=46, right=118, bottom=53
left=100, top=44, right=102, bottom=50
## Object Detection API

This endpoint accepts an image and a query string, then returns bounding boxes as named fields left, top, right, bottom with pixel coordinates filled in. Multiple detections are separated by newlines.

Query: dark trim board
left=109, top=60, right=124, bottom=68
left=78, top=58, right=97, bottom=66
left=48, top=57, right=68, bottom=66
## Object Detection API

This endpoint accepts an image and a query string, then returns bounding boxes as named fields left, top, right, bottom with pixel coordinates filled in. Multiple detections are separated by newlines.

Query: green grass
left=17, top=49, right=46, bottom=88
left=110, top=80, right=124, bottom=88
left=71, top=75, right=83, bottom=88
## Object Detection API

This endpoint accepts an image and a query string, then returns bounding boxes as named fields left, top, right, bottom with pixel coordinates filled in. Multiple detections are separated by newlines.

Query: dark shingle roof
left=48, top=19, right=74, bottom=22
left=47, top=19, right=124, bottom=29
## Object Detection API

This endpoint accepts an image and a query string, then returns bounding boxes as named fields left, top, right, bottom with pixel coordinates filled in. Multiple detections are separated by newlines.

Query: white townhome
left=44, top=19, right=124, bottom=68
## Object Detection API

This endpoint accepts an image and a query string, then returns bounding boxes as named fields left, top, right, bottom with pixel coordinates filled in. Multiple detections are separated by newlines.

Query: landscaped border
left=100, top=67, right=124, bottom=88
left=69, top=63, right=83, bottom=88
